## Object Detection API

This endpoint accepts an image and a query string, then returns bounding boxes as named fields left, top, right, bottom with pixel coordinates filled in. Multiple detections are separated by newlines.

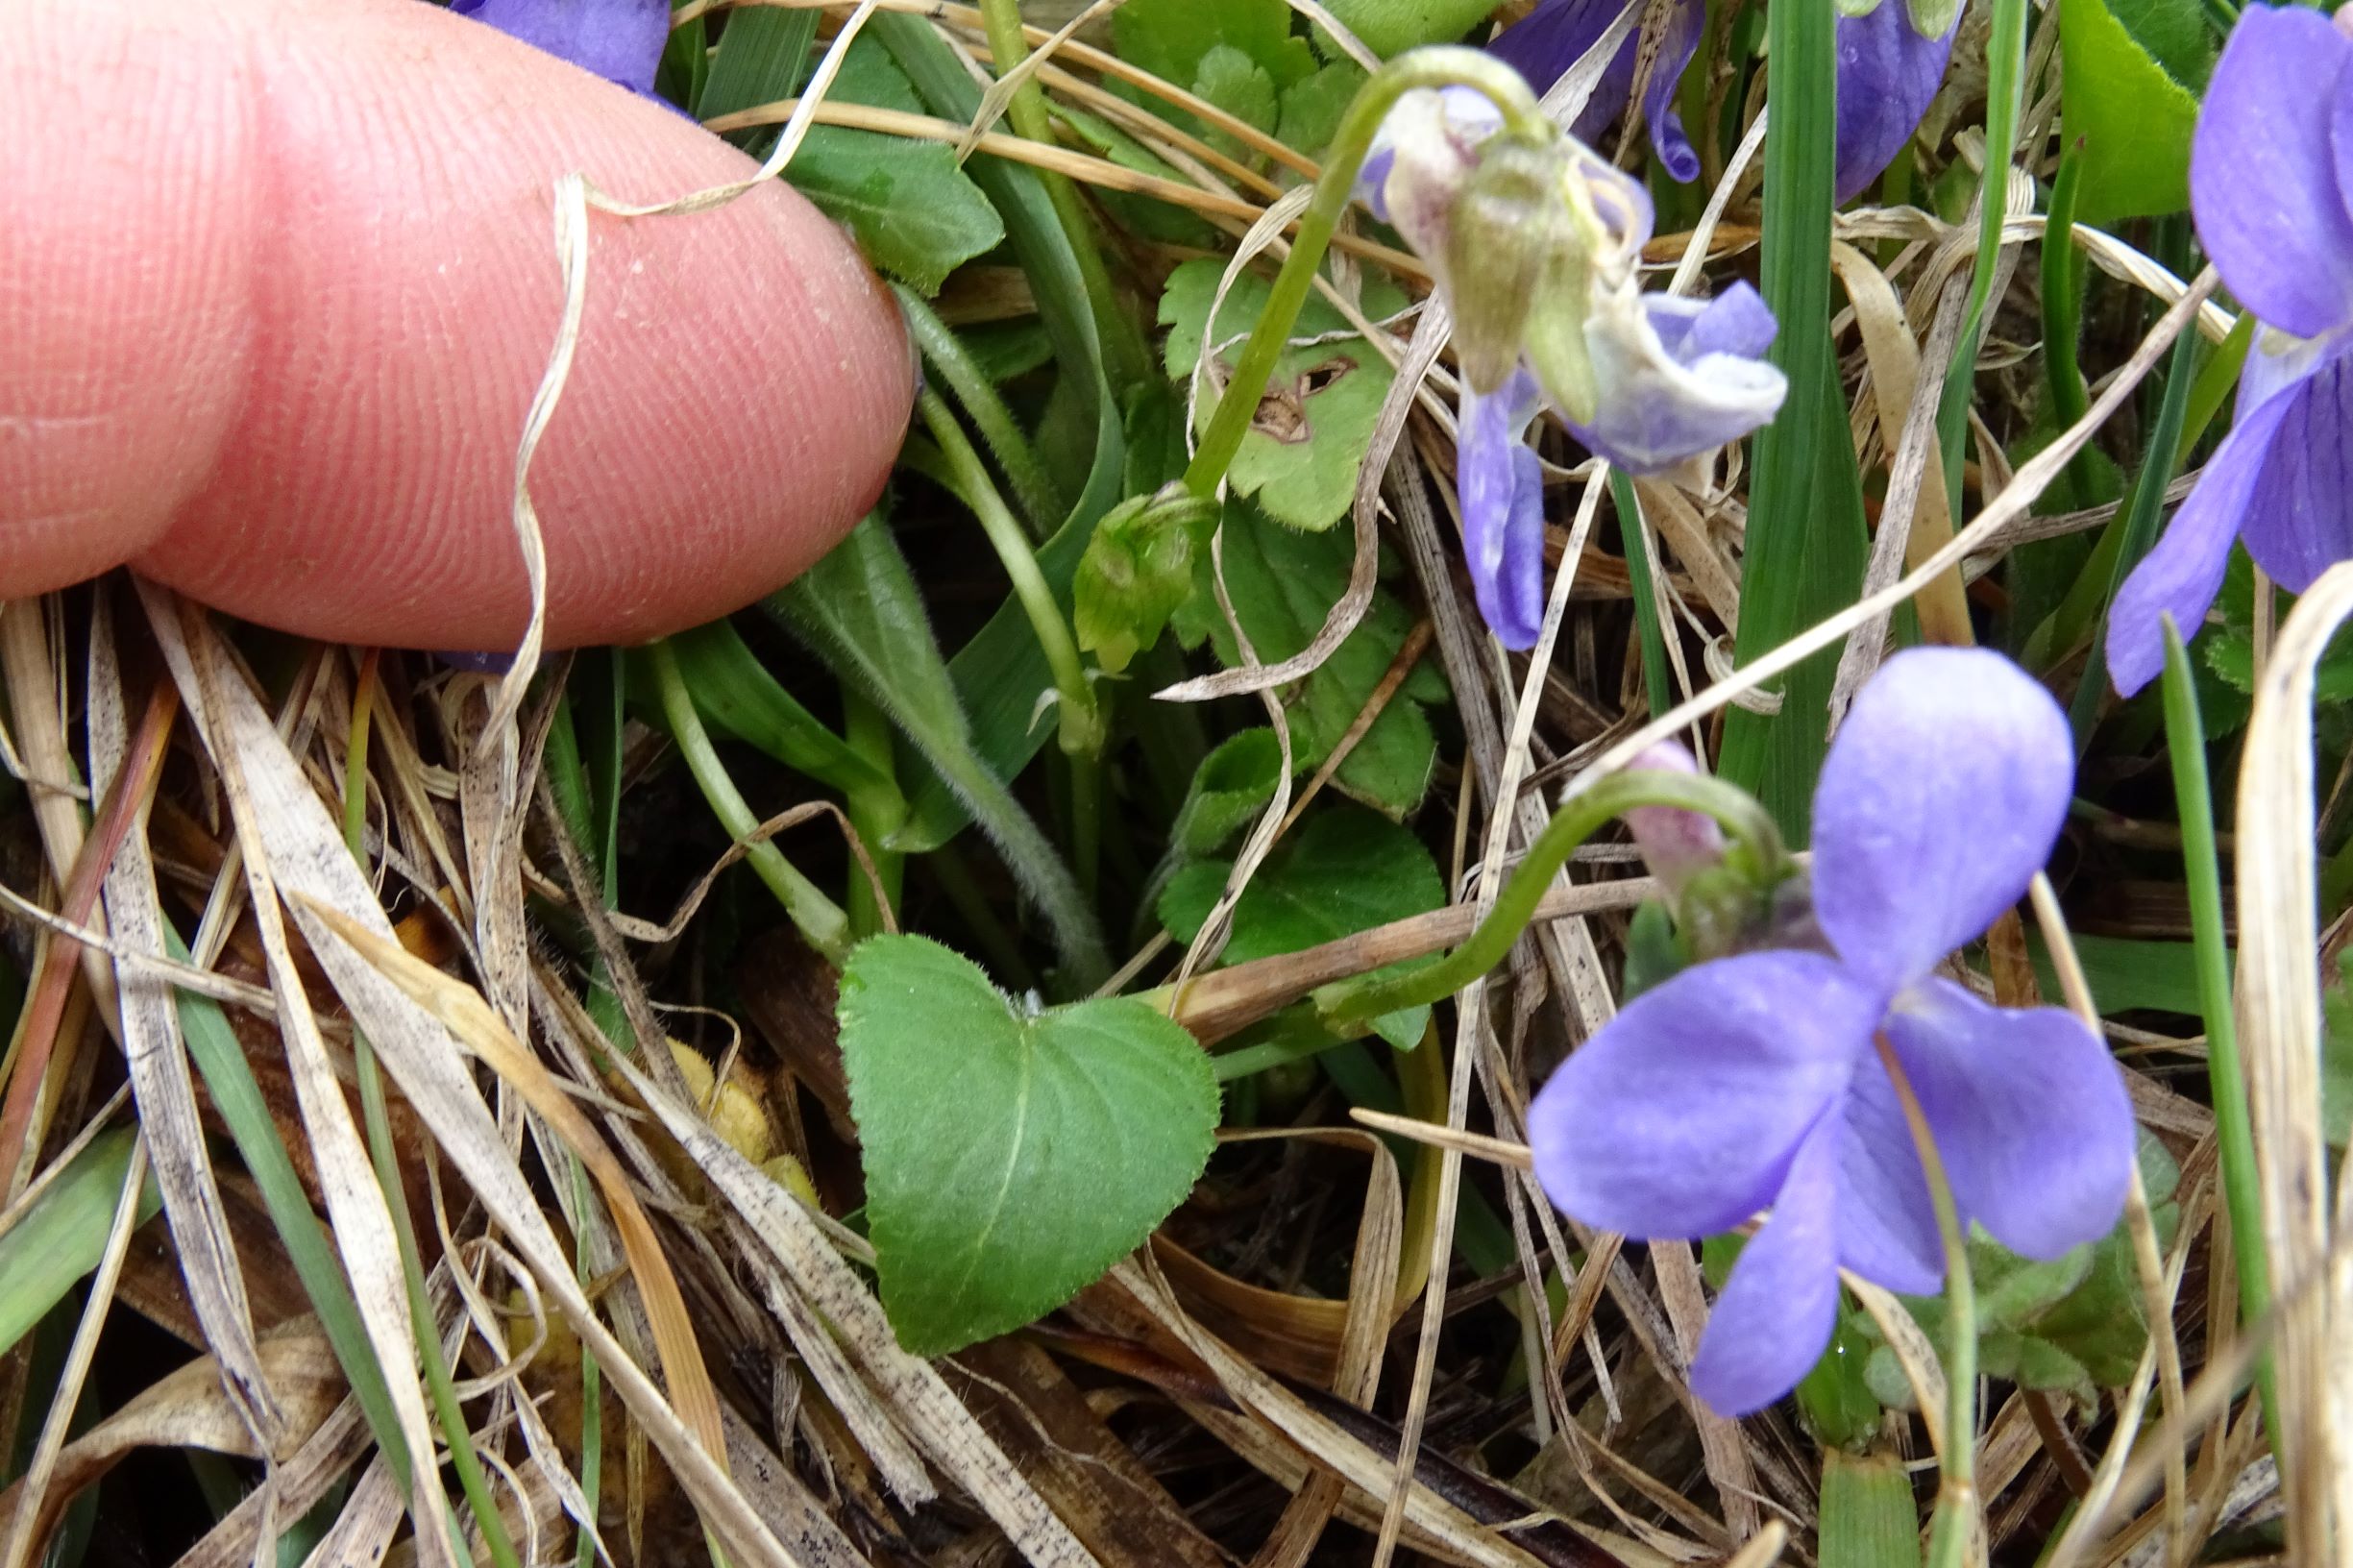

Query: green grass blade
left=2158, top=617, right=2279, bottom=1454
left=0, top=1126, right=158, bottom=1357
left=1612, top=471, right=1676, bottom=724
left=1715, top=0, right=1870, bottom=840
left=1820, top=1449, right=1921, bottom=1568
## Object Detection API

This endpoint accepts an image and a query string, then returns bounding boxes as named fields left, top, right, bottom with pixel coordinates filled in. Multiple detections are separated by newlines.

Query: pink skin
left=1, top=0, right=912, bottom=650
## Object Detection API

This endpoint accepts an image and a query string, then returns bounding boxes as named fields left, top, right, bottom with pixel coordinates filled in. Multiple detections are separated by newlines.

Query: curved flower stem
left=893, top=283, right=1064, bottom=536
left=1314, top=772, right=1785, bottom=1033
left=649, top=639, right=852, bottom=965
left=907, top=391, right=1103, bottom=759
left=1875, top=1035, right=1979, bottom=1568
left=1180, top=47, right=1551, bottom=501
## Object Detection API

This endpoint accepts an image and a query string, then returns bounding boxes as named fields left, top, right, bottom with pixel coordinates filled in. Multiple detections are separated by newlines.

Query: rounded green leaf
left=838, top=936, right=1221, bottom=1355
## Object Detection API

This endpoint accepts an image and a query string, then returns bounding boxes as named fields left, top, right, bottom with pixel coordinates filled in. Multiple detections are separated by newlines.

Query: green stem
left=649, top=640, right=852, bottom=964
left=2158, top=618, right=2283, bottom=1458
left=841, top=688, right=905, bottom=939
left=1935, top=0, right=2028, bottom=514
left=2041, top=144, right=2094, bottom=511
left=893, top=284, right=1065, bottom=535
left=975, top=0, right=1154, bottom=391
left=1875, top=1037, right=1978, bottom=1568
left=1180, top=48, right=1551, bottom=501
left=1316, top=772, right=1785, bottom=1031
left=1612, top=471, right=1676, bottom=723
left=908, top=391, right=1102, bottom=758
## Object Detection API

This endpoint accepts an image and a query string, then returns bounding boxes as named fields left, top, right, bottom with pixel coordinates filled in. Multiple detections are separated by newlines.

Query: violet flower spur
left=2104, top=3, right=2353, bottom=697
left=1527, top=648, right=2135, bottom=1416
left=1355, top=86, right=1786, bottom=649
left=1488, top=0, right=1961, bottom=202
left=451, top=0, right=672, bottom=98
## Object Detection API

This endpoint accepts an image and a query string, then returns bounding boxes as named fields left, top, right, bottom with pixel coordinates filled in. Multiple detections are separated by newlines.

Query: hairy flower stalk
left=2106, top=3, right=2353, bottom=694
left=1529, top=649, right=2135, bottom=1414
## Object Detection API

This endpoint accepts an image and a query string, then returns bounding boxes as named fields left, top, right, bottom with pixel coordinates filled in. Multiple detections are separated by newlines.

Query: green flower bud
left=1902, top=0, right=1957, bottom=35
left=1442, top=135, right=1575, bottom=396
left=1073, top=484, right=1218, bottom=674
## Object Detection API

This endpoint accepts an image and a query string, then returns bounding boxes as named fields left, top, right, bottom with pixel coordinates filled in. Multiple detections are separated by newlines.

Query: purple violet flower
left=2105, top=4, right=2353, bottom=696
left=1357, top=86, right=1786, bottom=648
left=1490, top=0, right=1961, bottom=202
left=451, top=0, right=672, bottom=98
left=1529, top=648, right=2135, bottom=1416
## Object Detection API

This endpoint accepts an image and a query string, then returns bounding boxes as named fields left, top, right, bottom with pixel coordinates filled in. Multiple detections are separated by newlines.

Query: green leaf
left=1113, top=0, right=1314, bottom=94
left=0, top=1128, right=159, bottom=1359
left=1311, top=0, right=1510, bottom=56
left=697, top=6, right=816, bottom=130
left=782, top=40, right=1005, bottom=294
left=1277, top=61, right=1368, bottom=155
left=1797, top=1310, right=1885, bottom=1452
left=1073, top=489, right=1218, bottom=674
left=2059, top=0, right=2202, bottom=226
left=657, top=621, right=894, bottom=800
left=1160, top=258, right=1406, bottom=532
left=2024, top=932, right=2225, bottom=1017
left=1172, top=729, right=1287, bottom=857
left=1175, top=503, right=1447, bottom=817
left=838, top=936, right=1220, bottom=1353
left=1157, top=806, right=1444, bottom=1045
left=2321, top=949, right=2353, bottom=1146
left=769, top=518, right=1107, bottom=984
left=1818, top=1450, right=1918, bottom=1568
left=1193, top=44, right=1280, bottom=159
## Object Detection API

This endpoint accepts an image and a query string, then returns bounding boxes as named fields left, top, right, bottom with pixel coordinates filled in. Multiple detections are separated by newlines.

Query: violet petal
left=1528, top=951, right=1877, bottom=1240
left=1636, top=0, right=1708, bottom=183
left=2105, top=379, right=2298, bottom=695
left=1689, top=1118, right=1846, bottom=1416
left=1563, top=287, right=1789, bottom=473
left=1810, top=648, right=2074, bottom=994
left=1833, top=0, right=1962, bottom=204
left=2238, top=346, right=2353, bottom=593
left=1834, top=1060, right=1946, bottom=1293
left=2192, top=5, right=2353, bottom=340
left=1488, top=0, right=1641, bottom=150
left=1458, top=370, right=1548, bottom=648
left=452, top=0, right=672, bottom=95
left=1885, top=978, right=2134, bottom=1259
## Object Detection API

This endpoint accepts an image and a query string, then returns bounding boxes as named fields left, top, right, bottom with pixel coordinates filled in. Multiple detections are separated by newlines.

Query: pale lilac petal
left=2239, top=348, right=2353, bottom=592
left=1885, top=979, right=2134, bottom=1259
left=1658, top=282, right=1779, bottom=361
left=453, top=0, right=671, bottom=94
left=1834, top=1062, right=1945, bottom=1293
left=1489, top=0, right=1639, bottom=149
left=1359, top=87, right=1504, bottom=262
left=2106, top=380, right=2299, bottom=696
left=1565, top=289, right=1788, bottom=473
left=1458, top=370, right=1547, bottom=648
left=1811, top=648, right=2074, bottom=992
left=1834, top=1, right=1962, bottom=203
left=1623, top=741, right=1727, bottom=893
left=2192, top=5, right=2353, bottom=339
left=1529, top=952, right=1877, bottom=1239
left=1689, top=1119, right=1845, bottom=1416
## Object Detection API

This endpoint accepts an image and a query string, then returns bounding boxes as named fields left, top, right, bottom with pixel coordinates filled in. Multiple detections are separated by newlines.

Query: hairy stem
left=1181, top=48, right=1550, bottom=501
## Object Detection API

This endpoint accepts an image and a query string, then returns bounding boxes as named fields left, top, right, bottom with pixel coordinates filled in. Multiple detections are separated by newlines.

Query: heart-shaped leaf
left=838, top=936, right=1220, bottom=1354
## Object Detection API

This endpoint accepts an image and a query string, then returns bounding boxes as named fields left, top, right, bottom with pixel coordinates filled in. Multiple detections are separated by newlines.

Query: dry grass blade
left=87, top=591, right=280, bottom=1448
left=137, top=586, right=455, bottom=1568
left=2230, top=558, right=2353, bottom=1559
left=600, top=1043, right=1101, bottom=1567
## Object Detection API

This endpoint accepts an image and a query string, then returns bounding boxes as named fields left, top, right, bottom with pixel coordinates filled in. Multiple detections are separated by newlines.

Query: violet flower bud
left=1619, top=741, right=1727, bottom=895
